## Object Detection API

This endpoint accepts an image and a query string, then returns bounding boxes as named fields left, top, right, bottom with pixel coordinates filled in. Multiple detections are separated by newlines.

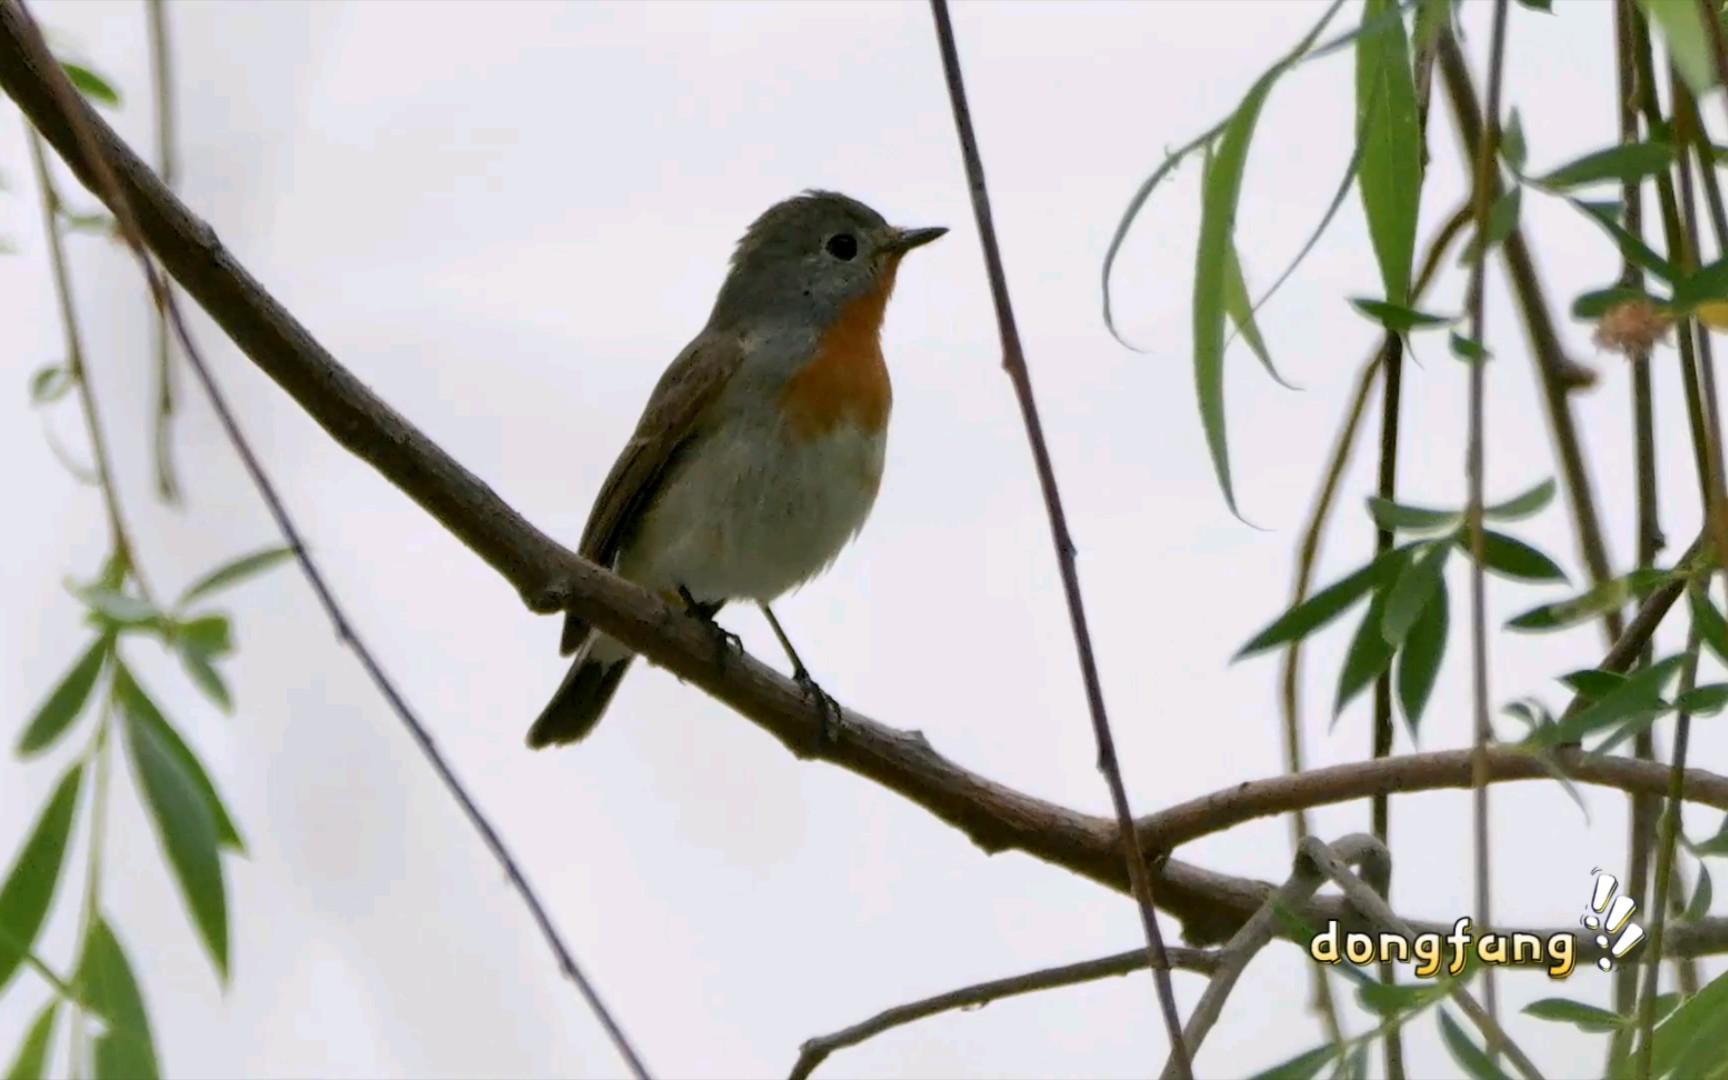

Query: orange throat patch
left=780, top=265, right=898, bottom=441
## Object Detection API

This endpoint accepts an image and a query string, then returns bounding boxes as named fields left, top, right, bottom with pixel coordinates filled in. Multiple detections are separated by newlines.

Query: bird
left=526, top=190, right=946, bottom=749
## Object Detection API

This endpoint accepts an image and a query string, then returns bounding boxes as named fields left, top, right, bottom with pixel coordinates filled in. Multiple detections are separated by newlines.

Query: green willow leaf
left=1350, top=297, right=1454, bottom=333
left=1236, top=544, right=1414, bottom=658
left=1449, top=331, right=1491, bottom=364
left=73, top=586, right=159, bottom=628
left=1571, top=198, right=1677, bottom=281
left=1248, top=1043, right=1339, bottom=1080
left=1190, top=0, right=1349, bottom=517
left=1649, top=968, right=1728, bottom=1079
left=4, top=999, right=57, bottom=1080
left=1383, top=539, right=1451, bottom=646
left=1337, top=582, right=1397, bottom=718
left=17, top=634, right=110, bottom=757
left=58, top=61, right=119, bottom=108
left=1525, top=654, right=1685, bottom=749
left=1691, top=587, right=1728, bottom=664
left=0, top=766, right=83, bottom=995
left=1502, top=107, right=1527, bottom=174
left=123, top=702, right=230, bottom=980
left=1672, top=257, right=1728, bottom=312
left=112, top=663, right=244, bottom=853
left=1560, top=668, right=1627, bottom=701
left=1484, top=477, right=1556, bottom=520
left=1531, top=141, right=1676, bottom=190
left=78, top=920, right=158, bottom=1080
left=176, top=546, right=294, bottom=609
left=1573, top=285, right=1663, bottom=319
left=27, top=365, right=71, bottom=405
left=180, top=651, right=233, bottom=714
left=1459, top=185, right=1521, bottom=264
left=1523, top=996, right=1625, bottom=1033
left=1355, top=0, right=1421, bottom=305
left=1367, top=496, right=1460, bottom=532
left=175, top=614, right=234, bottom=658
left=1633, top=0, right=1716, bottom=97
left=1677, top=683, right=1728, bottom=717
left=1397, top=574, right=1448, bottom=734
left=1223, top=240, right=1290, bottom=387
left=1507, top=569, right=1670, bottom=631
left=1467, top=530, right=1568, bottom=582
left=1686, top=863, right=1713, bottom=924
left=1437, top=1008, right=1512, bottom=1080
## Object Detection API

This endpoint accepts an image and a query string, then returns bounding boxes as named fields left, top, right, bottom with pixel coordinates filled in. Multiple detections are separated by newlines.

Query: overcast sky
left=3, top=1, right=1725, bottom=1077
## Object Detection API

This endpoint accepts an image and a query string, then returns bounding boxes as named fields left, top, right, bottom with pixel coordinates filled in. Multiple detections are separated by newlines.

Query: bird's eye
left=825, top=233, right=859, bottom=260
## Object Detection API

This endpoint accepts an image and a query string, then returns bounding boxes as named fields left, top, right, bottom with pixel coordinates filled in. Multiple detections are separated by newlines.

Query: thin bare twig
left=1613, top=0, right=1668, bottom=1053
left=3, top=4, right=651, bottom=1075
left=1457, top=1, right=1511, bottom=1037
left=26, top=131, right=155, bottom=605
left=1297, top=837, right=1547, bottom=1080
left=145, top=0, right=179, bottom=502
left=1162, top=834, right=1380, bottom=1080
left=789, top=946, right=1220, bottom=1080
left=1634, top=623, right=1701, bottom=1080
left=925, top=2, right=1189, bottom=1072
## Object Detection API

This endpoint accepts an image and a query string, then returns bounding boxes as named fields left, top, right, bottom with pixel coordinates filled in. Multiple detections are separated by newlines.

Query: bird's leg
left=679, top=586, right=741, bottom=667
left=760, top=604, right=841, bottom=745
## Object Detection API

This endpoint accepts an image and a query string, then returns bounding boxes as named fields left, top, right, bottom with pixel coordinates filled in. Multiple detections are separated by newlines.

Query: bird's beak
left=884, top=226, right=949, bottom=254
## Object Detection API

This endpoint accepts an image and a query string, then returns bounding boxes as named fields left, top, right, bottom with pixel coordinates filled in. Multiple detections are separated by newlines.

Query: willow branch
left=789, top=945, right=1220, bottom=1080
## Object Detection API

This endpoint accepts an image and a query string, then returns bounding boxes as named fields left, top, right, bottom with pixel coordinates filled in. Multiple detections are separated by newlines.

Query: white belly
left=616, top=420, right=886, bottom=605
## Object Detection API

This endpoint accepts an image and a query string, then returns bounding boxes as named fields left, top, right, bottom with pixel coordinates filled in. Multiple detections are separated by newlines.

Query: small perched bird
left=527, top=191, right=946, bottom=748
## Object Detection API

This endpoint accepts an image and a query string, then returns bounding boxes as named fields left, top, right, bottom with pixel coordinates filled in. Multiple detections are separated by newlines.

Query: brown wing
left=560, top=331, right=746, bottom=654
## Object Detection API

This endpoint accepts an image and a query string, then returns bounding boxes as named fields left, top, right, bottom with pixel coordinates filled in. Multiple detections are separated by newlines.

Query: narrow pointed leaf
left=1382, top=539, right=1451, bottom=645
left=1459, top=185, right=1521, bottom=264
left=1237, top=545, right=1413, bottom=658
left=73, top=586, right=158, bottom=628
left=1337, top=584, right=1397, bottom=718
left=1355, top=0, right=1421, bottom=304
left=1437, top=1008, right=1512, bottom=1080
left=78, top=920, right=158, bottom=1080
left=1502, top=108, right=1527, bottom=174
left=1574, top=285, right=1662, bottom=319
left=179, top=650, right=233, bottom=714
left=112, top=663, right=244, bottom=853
left=1650, top=968, right=1728, bottom=1079
left=1222, top=241, right=1290, bottom=386
left=1484, top=477, right=1555, bottom=520
left=1449, top=331, right=1492, bottom=364
left=1525, top=654, right=1685, bottom=748
left=4, top=1000, right=57, bottom=1080
left=1466, top=530, right=1567, bottom=582
left=1190, top=0, right=1348, bottom=516
left=1523, top=997, right=1625, bottom=1033
left=1397, top=579, right=1448, bottom=734
left=1249, top=1043, right=1339, bottom=1080
left=28, top=365, right=70, bottom=405
left=1691, top=586, right=1728, bottom=664
left=17, top=635, right=110, bottom=756
left=1571, top=198, right=1677, bottom=280
left=176, top=546, right=293, bottom=609
left=1677, top=683, right=1728, bottom=717
left=1561, top=668, right=1627, bottom=701
left=1532, top=141, right=1676, bottom=190
left=1686, top=863, right=1713, bottom=924
left=1633, top=0, right=1716, bottom=96
left=1673, top=257, right=1728, bottom=313
left=122, top=701, right=230, bottom=980
left=59, top=62, right=119, bottom=108
left=1350, top=297, right=1454, bottom=332
left=1507, top=569, right=1669, bottom=631
left=0, top=766, right=83, bottom=995
left=1367, top=496, right=1460, bottom=532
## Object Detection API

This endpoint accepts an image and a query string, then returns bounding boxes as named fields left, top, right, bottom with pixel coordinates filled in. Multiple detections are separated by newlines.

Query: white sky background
left=2, top=0, right=1725, bottom=1076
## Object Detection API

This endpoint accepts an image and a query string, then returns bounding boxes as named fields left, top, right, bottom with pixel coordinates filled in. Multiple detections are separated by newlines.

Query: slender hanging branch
left=925, top=1, right=1191, bottom=1074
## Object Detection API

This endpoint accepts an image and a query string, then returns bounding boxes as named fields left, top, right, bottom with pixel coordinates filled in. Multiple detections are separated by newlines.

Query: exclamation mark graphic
left=1583, top=869, right=1644, bottom=971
